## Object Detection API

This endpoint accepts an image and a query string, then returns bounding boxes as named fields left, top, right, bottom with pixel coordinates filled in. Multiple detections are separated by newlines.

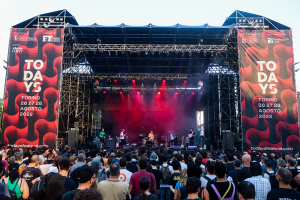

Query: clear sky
left=0, top=0, right=299, bottom=97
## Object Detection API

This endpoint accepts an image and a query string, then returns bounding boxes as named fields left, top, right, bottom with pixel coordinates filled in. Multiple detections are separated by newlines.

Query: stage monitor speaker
left=172, top=146, right=181, bottom=150
left=188, top=146, right=197, bottom=150
left=223, top=131, right=234, bottom=151
left=68, top=129, right=79, bottom=148
left=123, top=145, right=132, bottom=150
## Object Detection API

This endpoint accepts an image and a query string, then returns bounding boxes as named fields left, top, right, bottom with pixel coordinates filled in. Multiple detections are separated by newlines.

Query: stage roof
left=11, top=9, right=290, bottom=74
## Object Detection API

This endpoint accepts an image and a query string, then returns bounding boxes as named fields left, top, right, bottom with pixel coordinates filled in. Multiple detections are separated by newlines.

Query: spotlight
left=137, top=92, right=140, bottom=94
left=108, top=52, right=111, bottom=56
left=120, top=91, right=122, bottom=94
left=158, top=92, right=161, bottom=94
left=175, top=92, right=178, bottom=94
left=132, top=80, right=135, bottom=83
left=145, top=51, right=148, bottom=55
left=103, top=91, right=106, bottom=94
left=114, top=80, right=117, bottom=82
left=40, top=17, right=44, bottom=21
left=184, top=80, right=187, bottom=83
left=163, top=80, right=166, bottom=82
left=192, top=92, right=195, bottom=94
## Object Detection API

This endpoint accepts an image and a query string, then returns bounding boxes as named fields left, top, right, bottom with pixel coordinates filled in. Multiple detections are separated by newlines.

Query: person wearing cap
left=70, top=153, right=86, bottom=174
left=119, top=157, right=132, bottom=186
left=70, top=156, right=77, bottom=166
left=267, top=168, right=300, bottom=200
left=98, top=163, right=129, bottom=200
left=21, top=155, right=42, bottom=191
left=2, top=163, right=29, bottom=200
left=62, top=165, right=97, bottom=200
left=244, top=162, right=271, bottom=200
left=277, top=158, right=286, bottom=169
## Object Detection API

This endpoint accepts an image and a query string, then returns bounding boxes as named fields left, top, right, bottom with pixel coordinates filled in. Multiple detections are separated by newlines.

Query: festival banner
left=2, top=28, right=64, bottom=148
left=238, top=29, right=300, bottom=154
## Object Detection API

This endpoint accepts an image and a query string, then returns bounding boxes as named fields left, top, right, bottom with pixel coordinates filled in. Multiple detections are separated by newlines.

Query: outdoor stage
left=2, top=9, right=299, bottom=154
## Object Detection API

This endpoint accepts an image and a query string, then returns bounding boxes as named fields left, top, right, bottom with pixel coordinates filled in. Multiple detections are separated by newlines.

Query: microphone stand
left=154, top=126, right=159, bottom=148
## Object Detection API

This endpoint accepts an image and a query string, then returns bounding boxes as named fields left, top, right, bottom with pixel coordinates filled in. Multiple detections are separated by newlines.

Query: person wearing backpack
left=159, top=154, right=173, bottom=200
left=2, top=163, right=29, bottom=200
left=263, top=159, right=279, bottom=190
left=206, top=161, right=237, bottom=200
left=200, top=160, right=216, bottom=188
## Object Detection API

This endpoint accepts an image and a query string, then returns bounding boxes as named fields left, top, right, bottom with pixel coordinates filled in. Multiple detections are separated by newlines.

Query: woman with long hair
left=2, top=163, right=29, bottom=199
left=174, top=169, right=188, bottom=200
left=133, top=176, right=158, bottom=200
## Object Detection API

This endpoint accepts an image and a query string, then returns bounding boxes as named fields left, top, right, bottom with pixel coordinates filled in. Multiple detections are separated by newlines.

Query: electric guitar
left=181, top=136, right=184, bottom=148
left=188, top=132, right=194, bottom=138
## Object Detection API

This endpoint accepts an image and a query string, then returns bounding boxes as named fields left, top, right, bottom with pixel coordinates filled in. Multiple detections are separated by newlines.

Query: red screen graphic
left=2, top=28, right=64, bottom=148
left=238, top=30, right=299, bottom=154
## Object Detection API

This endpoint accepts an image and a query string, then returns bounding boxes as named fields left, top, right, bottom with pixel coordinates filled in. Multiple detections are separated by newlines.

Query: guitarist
left=120, top=129, right=127, bottom=147
left=99, top=128, right=106, bottom=148
left=188, top=128, right=196, bottom=146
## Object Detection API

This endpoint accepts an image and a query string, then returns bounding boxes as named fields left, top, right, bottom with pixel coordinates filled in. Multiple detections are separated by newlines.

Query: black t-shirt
left=207, top=182, right=237, bottom=200
left=0, top=193, right=12, bottom=200
left=267, top=188, right=300, bottom=200
left=228, top=169, right=239, bottom=186
left=237, top=167, right=251, bottom=182
left=45, top=173, right=77, bottom=200
left=168, top=172, right=181, bottom=199
left=225, top=163, right=235, bottom=173
left=21, top=167, right=42, bottom=190
left=126, top=162, right=139, bottom=173
left=151, top=169, right=163, bottom=190
left=133, top=194, right=159, bottom=200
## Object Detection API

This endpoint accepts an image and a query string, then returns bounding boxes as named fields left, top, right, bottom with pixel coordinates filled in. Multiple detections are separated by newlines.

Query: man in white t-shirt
left=118, top=157, right=132, bottom=186
left=120, top=129, right=126, bottom=146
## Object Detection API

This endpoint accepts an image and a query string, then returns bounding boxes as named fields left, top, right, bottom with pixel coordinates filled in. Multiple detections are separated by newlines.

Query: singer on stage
left=120, top=129, right=127, bottom=146
left=148, top=131, right=154, bottom=141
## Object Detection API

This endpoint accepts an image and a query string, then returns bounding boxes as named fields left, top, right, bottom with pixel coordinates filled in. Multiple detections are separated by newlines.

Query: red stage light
left=132, top=80, right=135, bottom=83
left=163, top=80, right=166, bottom=82
left=158, top=92, right=161, bottom=94
left=120, top=91, right=122, bottom=94
left=137, top=92, right=140, bottom=94
left=103, top=91, right=106, bottom=94
left=114, top=80, right=117, bottom=82
left=192, top=92, right=195, bottom=94
left=184, top=80, right=187, bottom=83
left=175, top=92, right=178, bottom=94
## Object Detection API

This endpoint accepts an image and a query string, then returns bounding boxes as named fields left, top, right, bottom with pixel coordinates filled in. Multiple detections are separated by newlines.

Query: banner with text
left=2, top=28, right=64, bottom=148
left=238, top=29, right=299, bottom=154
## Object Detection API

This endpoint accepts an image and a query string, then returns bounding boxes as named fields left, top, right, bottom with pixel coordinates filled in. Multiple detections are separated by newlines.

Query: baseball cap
left=150, top=153, right=157, bottom=161
left=277, top=158, right=286, bottom=167
left=77, top=165, right=95, bottom=183
left=70, top=156, right=77, bottom=163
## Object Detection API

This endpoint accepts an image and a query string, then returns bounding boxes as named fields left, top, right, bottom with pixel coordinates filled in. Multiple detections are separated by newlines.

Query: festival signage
left=238, top=29, right=300, bottom=154
left=2, top=28, right=64, bottom=148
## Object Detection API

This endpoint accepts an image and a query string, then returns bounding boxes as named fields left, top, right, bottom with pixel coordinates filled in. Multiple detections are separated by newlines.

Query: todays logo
left=14, top=35, right=36, bottom=42
left=268, top=37, right=289, bottom=44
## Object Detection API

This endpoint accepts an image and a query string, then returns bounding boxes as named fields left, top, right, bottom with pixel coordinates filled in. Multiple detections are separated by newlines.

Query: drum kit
left=141, top=133, right=159, bottom=147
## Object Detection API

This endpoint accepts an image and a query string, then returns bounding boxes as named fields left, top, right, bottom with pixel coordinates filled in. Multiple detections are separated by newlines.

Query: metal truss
left=73, top=44, right=227, bottom=53
left=59, top=31, right=92, bottom=143
left=90, top=73, right=202, bottom=80
left=93, top=85, right=203, bottom=92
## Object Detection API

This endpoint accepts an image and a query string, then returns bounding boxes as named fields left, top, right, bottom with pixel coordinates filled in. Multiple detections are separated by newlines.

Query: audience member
left=185, top=177, right=202, bottom=200
left=21, top=155, right=42, bottom=190
left=237, top=181, right=255, bottom=200
left=133, top=176, right=159, bottom=200
left=98, top=163, right=129, bottom=200
left=267, top=168, right=300, bottom=200
left=245, top=162, right=271, bottom=200
left=237, top=154, right=252, bottom=182
left=228, top=159, right=241, bottom=186
left=119, top=157, right=132, bottom=186
left=73, top=188, right=103, bottom=200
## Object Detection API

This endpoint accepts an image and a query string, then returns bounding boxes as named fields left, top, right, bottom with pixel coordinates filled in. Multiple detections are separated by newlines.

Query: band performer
left=148, top=131, right=154, bottom=141
left=169, top=131, right=175, bottom=146
left=188, top=128, right=196, bottom=146
left=120, top=129, right=127, bottom=147
left=99, top=128, right=105, bottom=148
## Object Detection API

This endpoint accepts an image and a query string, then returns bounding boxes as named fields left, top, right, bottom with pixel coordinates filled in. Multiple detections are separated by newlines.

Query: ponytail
left=9, top=168, right=19, bottom=183
left=141, top=190, right=149, bottom=200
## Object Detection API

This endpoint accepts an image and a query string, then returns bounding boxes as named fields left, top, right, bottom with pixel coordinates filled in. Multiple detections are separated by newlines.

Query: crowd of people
left=1, top=145, right=300, bottom=200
